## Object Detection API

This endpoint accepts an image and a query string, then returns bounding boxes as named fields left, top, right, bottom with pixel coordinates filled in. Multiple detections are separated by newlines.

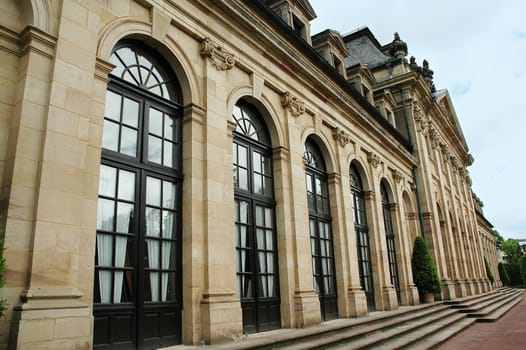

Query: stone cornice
left=200, top=37, right=235, bottom=71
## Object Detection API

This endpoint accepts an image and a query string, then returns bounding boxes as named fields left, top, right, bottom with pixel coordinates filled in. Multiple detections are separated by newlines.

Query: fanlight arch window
left=232, top=100, right=280, bottom=333
left=109, top=44, right=181, bottom=102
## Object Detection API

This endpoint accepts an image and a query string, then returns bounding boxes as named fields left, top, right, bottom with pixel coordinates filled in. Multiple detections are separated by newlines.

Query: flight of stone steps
left=195, top=287, right=523, bottom=350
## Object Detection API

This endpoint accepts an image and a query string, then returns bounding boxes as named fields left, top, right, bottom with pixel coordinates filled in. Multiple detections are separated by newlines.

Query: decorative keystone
left=281, top=92, right=305, bottom=117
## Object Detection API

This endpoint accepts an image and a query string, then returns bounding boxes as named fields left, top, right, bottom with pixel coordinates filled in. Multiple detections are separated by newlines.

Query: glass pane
left=162, top=272, right=177, bottom=301
left=117, top=170, right=135, bottom=201
left=148, top=136, right=162, bottom=164
left=265, top=208, right=272, bottom=228
left=162, top=140, right=172, bottom=168
left=105, top=91, right=121, bottom=121
left=163, top=181, right=176, bottom=209
left=162, top=210, right=174, bottom=239
left=238, top=145, right=247, bottom=167
left=262, top=155, right=271, bottom=175
left=267, top=252, right=274, bottom=272
left=116, top=202, right=134, bottom=233
left=97, top=199, right=115, bottom=231
left=146, top=208, right=161, bottom=237
left=254, top=173, right=262, bottom=194
left=146, top=177, right=161, bottom=206
left=96, top=233, right=113, bottom=266
left=239, top=201, right=249, bottom=223
left=253, top=152, right=261, bottom=172
left=146, top=239, right=160, bottom=268
left=255, top=206, right=264, bottom=226
left=102, top=120, right=119, bottom=152
left=149, top=108, right=163, bottom=136
left=122, top=97, right=139, bottom=127
left=258, top=252, right=266, bottom=273
left=164, top=116, right=176, bottom=141
left=162, top=241, right=175, bottom=269
left=120, top=126, right=137, bottom=157
left=256, top=228, right=265, bottom=249
left=264, top=177, right=272, bottom=197
left=99, top=165, right=117, bottom=197
left=148, top=272, right=160, bottom=302
left=238, top=169, right=248, bottom=190
left=266, top=229, right=273, bottom=251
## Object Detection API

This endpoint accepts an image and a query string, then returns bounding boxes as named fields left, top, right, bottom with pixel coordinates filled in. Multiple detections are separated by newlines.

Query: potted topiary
left=411, top=236, right=441, bottom=303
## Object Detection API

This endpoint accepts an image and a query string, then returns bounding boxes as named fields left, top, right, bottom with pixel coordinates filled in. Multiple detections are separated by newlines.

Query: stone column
left=198, top=54, right=242, bottom=344
left=8, top=3, right=101, bottom=345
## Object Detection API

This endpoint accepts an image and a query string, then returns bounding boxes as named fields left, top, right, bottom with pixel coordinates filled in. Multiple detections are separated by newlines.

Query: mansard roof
left=343, top=27, right=390, bottom=68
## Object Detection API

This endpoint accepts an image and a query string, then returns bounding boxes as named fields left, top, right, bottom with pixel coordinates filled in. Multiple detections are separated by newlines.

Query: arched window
left=233, top=100, right=280, bottom=334
left=350, top=164, right=375, bottom=311
left=94, top=41, right=183, bottom=349
left=304, top=139, right=338, bottom=321
left=381, top=182, right=400, bottom=303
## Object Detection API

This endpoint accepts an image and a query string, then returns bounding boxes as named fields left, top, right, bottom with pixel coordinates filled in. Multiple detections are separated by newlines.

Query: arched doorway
left=304, top=138, right=338, bottom=321
left=350, top=164, right=375, bottom=311
left=232, top=100, right=281, bottom=334
left=94, top=41, right=183, bottom=349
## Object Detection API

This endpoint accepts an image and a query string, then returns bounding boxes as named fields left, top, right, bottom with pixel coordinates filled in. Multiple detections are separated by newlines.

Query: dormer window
left=332, top=54, right=343, bottom=74
left=292, top=14, right=305, bottom=38
left=362, top=84, right=371, bottom=102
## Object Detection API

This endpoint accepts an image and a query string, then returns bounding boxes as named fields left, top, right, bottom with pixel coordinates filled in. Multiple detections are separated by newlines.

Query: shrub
left=411, top=236, right=441, bottom=297
left=484, top=256, right=495, bottom=284
left=504, top=263, right=522, bottom=286
left=498, top=262, right=511, bottom=286
left=520, top=255, right=526, bottom=286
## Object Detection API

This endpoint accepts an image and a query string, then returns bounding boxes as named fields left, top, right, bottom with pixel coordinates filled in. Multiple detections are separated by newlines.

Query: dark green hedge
left=498, top=262, right=511, bottom=286
left=504, top=263, right=522, bottom=286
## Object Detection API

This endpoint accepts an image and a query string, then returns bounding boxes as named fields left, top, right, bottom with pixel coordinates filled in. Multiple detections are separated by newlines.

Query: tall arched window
left=350, top=164, right=375, bottom=311
left=232, top=100, right=280, bottom=334
left=304, top=139, right=338, bottom=321
left=381, top=182, right=401, bottom=303
left=94, top=41, right=183, bottom=349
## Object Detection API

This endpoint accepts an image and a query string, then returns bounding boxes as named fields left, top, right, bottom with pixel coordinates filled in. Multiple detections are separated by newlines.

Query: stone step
left=325, top=310, right=468, bottom=350
left=472, top=290, right=523, bottom=321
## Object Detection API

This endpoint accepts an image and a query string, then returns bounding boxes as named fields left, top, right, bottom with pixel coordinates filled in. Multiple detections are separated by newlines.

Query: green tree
left=412, top=236, right=441, bottom=297
left=501, top=238, right=523, bottom=264
left=493, top=230, right=504, bottom=250
left=484, top=256, right=495, bottom=284
left=520, top=255, right=526, bottom=286
left=498, top=262, right=511, bottom=285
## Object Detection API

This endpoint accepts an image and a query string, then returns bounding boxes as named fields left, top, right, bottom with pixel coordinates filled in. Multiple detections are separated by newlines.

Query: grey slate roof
left=344, top=32, right=390, bottom=68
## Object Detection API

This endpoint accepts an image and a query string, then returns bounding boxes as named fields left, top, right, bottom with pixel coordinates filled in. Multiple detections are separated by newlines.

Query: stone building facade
left=0, top=0, right=499, bottom=349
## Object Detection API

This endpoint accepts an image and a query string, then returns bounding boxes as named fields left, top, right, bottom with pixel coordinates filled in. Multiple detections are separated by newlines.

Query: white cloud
left=309, top=0, right=526, bottom=239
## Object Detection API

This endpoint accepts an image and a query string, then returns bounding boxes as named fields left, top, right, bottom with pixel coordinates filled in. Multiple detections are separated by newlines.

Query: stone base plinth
left=347, top=288, right=368, bottom=317
left=382, top=287, right=399, bottom=311
left=9, top=288, right=92, bottom=350
left=440, top=278, right=456, bottom=301
left=293, top=289, right=321, bottom=328
left=200, top=289, right=243, bottom=345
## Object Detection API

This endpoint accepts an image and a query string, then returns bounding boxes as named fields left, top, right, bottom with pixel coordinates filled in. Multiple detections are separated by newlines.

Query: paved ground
left=436, top=294, right=526, bottom=350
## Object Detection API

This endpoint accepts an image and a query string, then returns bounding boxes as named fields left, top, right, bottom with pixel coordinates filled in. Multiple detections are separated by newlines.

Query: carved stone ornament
left=332, top=127, right=351, bottom=147
left=367, top=152, right=381, bottom=168
left=450, top=155, right=460, bottom=171
left=428, top=126, right=440, bottom=149
left=466, top=153, right=474, bottom=166
left=281, top=92, right=305, bottom=117
left=200, top=37, right=235, bottom=71
left=440, top=143, right=449, bottom=162
left=412, top=105, right=428, bottom=132
left=392, top=169, right=403, bottom=184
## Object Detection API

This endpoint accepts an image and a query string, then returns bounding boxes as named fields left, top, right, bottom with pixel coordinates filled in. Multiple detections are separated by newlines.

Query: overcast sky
left=309, top=0, right=526, bottom=239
